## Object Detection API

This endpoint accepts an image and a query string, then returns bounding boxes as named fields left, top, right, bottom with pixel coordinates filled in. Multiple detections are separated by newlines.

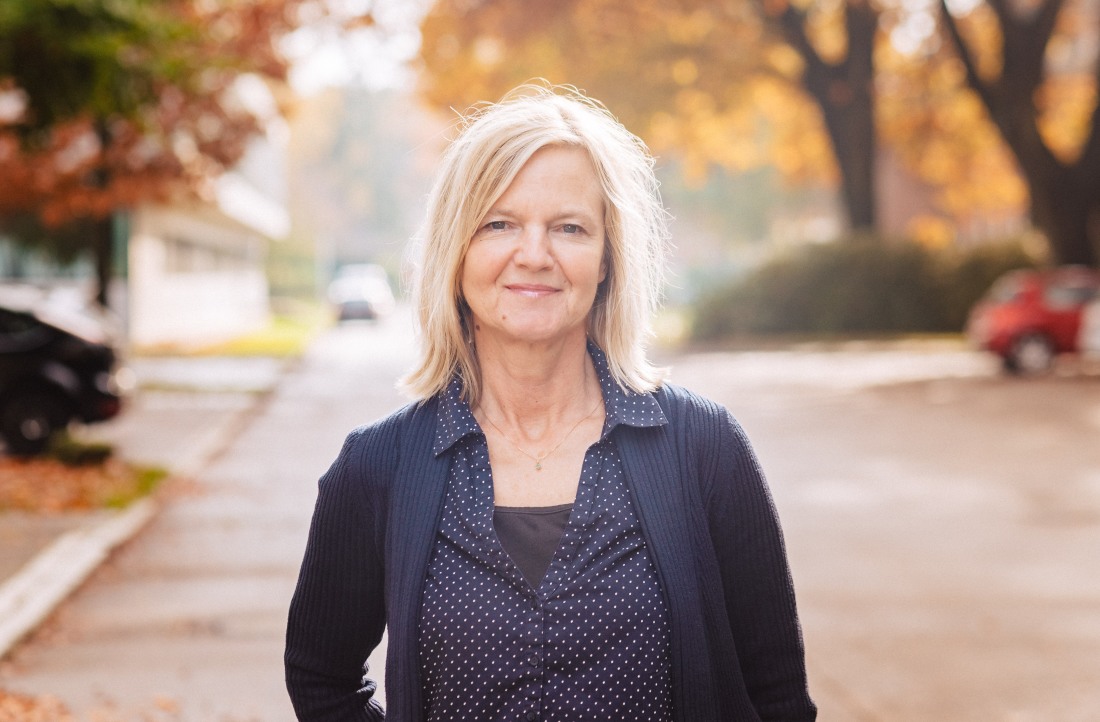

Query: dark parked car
left=966, top=266, right=1100, bottom=374
left=0, top=295, right=126, bottom=455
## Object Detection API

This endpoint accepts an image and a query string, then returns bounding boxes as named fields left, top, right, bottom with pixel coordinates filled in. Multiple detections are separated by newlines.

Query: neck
left=474, top=334, right=597, bottom=433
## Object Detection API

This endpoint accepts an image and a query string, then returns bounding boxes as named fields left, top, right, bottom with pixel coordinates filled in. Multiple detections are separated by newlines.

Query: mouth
left=505, top=283, right=558, bottom=298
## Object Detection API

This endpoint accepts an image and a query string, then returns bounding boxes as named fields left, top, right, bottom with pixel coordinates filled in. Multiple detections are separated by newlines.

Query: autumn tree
left=0, top=0, right=321, bottom=303
left=760, top=0, right=880, bottom=230
left=939, top=0, right=1100, bottom=266
left=418, top=0, right=885, bottom=233
left=875, top=30, right=1029, bottom=243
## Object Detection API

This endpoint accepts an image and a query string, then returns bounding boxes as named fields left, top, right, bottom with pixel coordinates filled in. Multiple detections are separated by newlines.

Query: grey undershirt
left=493, top=503, right=574, bottom=588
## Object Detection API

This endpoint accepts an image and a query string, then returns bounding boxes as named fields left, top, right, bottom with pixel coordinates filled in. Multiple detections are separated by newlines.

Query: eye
left=561, top=223, right=581, bottom=234
left=485, top=220, right=507, bottom=231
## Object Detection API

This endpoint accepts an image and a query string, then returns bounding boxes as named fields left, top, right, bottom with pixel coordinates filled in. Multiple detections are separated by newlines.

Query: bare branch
left=1003, top=0, right=1068, bottom=85
left=1077, top=25, right=1100, bottom=177
left=983, top=0, right=1013, bottom=29
left=761, top=0, right=828, bottom=81
left=1030, top=0, right=1069, bottom=44
left=938, top=0, right=999, bottom=117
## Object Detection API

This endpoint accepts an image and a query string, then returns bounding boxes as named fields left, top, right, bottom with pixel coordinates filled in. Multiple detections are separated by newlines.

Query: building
left=125, top=165, right=287, bottom=349
left=0, top=75, right=290, bottom=351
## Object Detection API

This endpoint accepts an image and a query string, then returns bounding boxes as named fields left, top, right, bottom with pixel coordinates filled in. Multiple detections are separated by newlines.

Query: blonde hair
left=401, top=83, right=670, bottom=403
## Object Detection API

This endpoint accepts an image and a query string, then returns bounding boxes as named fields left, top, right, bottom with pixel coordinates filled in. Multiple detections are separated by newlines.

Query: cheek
left=589, top=247, right=608, bottom=285
left=457, top=258, right=482, bottom=310
left=462, top=242, right=503, bottom=283
left=459, top=245, right=484, bottom=286
left=458, top=252, right=496, bottom=311
left=457, top=260, right=469, bottom=298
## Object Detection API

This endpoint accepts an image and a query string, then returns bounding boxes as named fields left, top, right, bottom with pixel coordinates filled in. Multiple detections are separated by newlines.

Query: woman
left=285, top=84, right=816, bottom=721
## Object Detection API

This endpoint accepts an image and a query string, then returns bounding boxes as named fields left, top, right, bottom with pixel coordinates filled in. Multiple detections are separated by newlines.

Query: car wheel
left=1005, top=333, right=1055, bottom=375
left=0, top=390, right=73, bottom=456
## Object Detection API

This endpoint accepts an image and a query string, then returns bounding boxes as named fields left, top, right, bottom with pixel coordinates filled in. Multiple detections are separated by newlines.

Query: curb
left=0, top=499, right=157, bottom=657
left=0, top=369, right=283, bottom=660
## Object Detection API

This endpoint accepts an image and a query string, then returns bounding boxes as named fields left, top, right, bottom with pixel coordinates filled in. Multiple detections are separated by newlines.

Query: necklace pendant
left=534, top=459, right=542, bottom=471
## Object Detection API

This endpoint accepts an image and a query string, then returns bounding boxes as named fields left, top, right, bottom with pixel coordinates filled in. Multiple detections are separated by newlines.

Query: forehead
left=492, top=145, right=604, bottom=209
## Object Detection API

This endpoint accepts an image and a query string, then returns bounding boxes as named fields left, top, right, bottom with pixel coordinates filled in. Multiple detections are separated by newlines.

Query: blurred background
left=0, top=0, right=1098, bottom=720
left=0, top=0, right=1095, bottom=352
left=2, top=0, right=1099, bottom=352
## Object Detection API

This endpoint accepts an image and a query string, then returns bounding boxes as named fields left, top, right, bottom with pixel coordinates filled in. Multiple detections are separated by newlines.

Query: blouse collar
left=433, top=341, right=667, bottom=457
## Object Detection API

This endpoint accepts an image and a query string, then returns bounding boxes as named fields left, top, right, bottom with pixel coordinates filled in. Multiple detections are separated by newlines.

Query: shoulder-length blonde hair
left=401, top=83, right=670, bottom=403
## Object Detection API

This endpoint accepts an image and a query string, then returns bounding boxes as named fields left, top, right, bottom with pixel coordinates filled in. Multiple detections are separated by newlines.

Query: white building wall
left=128, top=205, right=270, bottom=348
left=124, top=76, right=289, bottom=349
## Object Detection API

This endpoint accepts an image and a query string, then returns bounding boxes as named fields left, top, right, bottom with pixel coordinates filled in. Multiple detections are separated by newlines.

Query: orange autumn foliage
left=418, top=0, right=1100, bottom=254
left=0, top=0, right=317, bottom=229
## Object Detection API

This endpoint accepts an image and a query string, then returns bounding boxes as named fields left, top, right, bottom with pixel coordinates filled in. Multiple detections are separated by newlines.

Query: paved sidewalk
left=0, top=357, right=287, bottom=659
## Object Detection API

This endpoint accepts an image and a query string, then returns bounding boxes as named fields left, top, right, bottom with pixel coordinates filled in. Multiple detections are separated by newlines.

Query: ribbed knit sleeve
left=285, top=420, right=398, bottom=721
left=696, top=397, right=816, bottom=721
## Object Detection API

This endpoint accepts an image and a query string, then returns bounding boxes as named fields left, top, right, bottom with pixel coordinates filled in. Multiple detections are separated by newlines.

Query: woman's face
left=460, top=145, right=607, bottom=349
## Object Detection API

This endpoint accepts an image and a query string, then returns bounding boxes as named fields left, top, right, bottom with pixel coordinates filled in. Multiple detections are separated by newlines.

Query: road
left=2, top=318, right=1098, bottom=721
left=674, top=351, right=1100, bottom=721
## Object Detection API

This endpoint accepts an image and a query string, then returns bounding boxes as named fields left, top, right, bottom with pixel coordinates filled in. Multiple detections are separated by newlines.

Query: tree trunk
left=989, top=80, right=1100, bottom=266
left=816, top=79, right=876, bottom=233
left=1027, top=173, right=1100, bottom=266
left=774, top=0, right=880, bottom=234
left=91, top=120, right=115, bottom=308
left=987, top=119, right=1099, bottom=268
left=91, top=213, right=114, bottom=307
left=940, top=0, right=1099, bottom=267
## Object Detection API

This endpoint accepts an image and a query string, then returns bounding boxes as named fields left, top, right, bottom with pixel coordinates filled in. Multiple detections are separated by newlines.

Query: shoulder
left=344, top=396, right=438, bottom=446
left=331, top=397, right=440, bottom=488
left=652, top=382, right=757, bottom=476
left=653, top=381, right=734, bottom=431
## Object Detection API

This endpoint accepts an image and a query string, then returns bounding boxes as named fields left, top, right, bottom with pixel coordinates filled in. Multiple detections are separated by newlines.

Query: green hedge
left=690, top=238, right=1039, bottom=340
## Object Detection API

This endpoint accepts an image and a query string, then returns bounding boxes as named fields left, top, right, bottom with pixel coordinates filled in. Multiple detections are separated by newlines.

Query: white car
left=327, top=264, right=396, bottom=321
left=1080, top=299, right=1100, bottom=358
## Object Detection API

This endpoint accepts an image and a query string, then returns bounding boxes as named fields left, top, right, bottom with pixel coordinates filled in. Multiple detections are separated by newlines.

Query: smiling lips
left=505, top=283, right=558, bottom=298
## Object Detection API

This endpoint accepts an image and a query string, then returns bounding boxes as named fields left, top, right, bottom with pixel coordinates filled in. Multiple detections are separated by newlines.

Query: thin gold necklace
left=480, top=396, right=603, bottom=471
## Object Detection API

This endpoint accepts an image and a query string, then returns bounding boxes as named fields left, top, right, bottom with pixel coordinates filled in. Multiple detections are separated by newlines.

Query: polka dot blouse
left=420, top=343, right=673, bottom=722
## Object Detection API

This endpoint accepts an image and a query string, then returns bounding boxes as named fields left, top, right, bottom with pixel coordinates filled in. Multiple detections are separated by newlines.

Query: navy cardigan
left=285, top=383, right=816, bottom=721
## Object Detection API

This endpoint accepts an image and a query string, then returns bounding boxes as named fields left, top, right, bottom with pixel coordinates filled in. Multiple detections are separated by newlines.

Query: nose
left=514, top=226, right=553, bottom=269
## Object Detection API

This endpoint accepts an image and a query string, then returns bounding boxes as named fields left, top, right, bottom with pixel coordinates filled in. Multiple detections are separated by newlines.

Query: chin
left=476, top=310, right=589, bottom=346
left=486, top=321, right=568, bottom=344
left=507, top=329, right=564, bottom=345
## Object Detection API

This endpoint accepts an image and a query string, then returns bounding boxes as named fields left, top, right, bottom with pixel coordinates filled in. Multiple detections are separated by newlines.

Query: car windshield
left=987, top=275, right=1026, bottom=303
left=1044, top=281, right=1098, bottom=309
left=0, top=286, right=117, bottom=345
left=0, top=308, right=52, bottom=353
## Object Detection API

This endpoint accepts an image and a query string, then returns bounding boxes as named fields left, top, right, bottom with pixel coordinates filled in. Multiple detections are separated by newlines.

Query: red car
left=966, top=266, right=1100, bottom=374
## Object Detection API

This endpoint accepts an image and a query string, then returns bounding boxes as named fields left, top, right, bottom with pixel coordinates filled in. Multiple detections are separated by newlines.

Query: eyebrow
left=485, top=206, right=602, bottom=224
